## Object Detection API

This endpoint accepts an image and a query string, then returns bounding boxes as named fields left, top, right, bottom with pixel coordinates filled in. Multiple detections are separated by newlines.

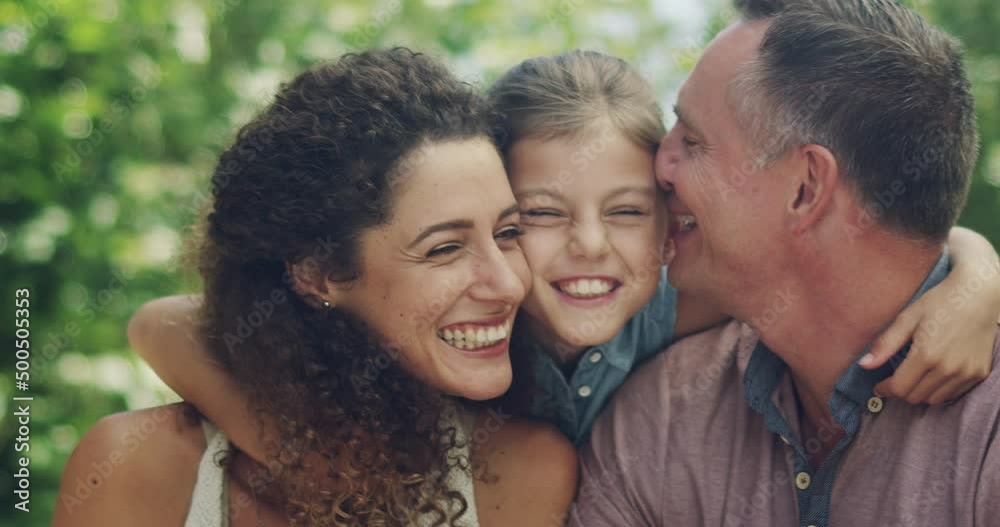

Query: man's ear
left=787, top=143, right=839, bottom=234
left=285, top=259, right=340, bottom=309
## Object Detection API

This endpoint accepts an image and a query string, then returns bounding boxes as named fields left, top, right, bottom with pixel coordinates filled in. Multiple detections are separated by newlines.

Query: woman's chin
left=446, top=369, right=512, bottom=402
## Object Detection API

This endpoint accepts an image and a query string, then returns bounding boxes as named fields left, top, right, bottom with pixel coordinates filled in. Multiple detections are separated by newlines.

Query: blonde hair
left=488, top=50, right=666, bottom=154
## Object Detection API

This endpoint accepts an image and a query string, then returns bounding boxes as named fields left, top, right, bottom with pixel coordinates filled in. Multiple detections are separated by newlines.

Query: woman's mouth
left=437, top=319, right=512, bottom=351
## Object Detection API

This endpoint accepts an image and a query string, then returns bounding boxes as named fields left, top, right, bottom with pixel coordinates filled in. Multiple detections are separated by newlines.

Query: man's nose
left=655, top=136, right=678, bottom=193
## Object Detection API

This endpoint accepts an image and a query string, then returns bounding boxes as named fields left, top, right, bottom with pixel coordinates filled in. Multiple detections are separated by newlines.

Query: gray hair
left=730, top=0, right=978, bottom=242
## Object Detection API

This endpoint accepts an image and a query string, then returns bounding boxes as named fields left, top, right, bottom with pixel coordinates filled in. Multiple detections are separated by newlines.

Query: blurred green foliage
left=0, top=0, right=678, bottom=523
left=0, top=0, right=997, bottom=525
left=921, top=1, right=1000, bottom=242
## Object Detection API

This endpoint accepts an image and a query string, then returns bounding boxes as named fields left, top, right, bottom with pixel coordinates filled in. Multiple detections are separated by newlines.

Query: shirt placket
left=770, top=390, right=884, bottom=527
left=569, top=347, right=605, bottom=442
left=530, top=353, right=578, bottom=441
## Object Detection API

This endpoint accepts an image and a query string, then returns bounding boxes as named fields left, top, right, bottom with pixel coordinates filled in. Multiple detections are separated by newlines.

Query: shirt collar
left=530, top=336, right=631, bottom=372
left=745, top=246, right=952, bottom=414
left=529, top=266, right=671, bottom=373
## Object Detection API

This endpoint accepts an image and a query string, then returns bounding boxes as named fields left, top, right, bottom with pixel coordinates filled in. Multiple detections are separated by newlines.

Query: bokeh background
left=1, top=0, right=998, bottom=524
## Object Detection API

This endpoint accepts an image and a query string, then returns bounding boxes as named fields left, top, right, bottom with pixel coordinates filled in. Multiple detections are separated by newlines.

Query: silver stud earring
left=321, top=300, right=331, bottom=310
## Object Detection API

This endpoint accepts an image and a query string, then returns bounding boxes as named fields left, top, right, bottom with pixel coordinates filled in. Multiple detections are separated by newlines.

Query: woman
left=53, top=49, right=577, bottom=526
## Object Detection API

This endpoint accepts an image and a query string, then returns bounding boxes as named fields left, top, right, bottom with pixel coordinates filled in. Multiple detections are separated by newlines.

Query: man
left=570, top=1, right=1000, bottom=526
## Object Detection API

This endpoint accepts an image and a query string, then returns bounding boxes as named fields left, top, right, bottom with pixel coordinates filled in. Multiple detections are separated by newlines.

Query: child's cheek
left=516, top=227, right=559, bottom=270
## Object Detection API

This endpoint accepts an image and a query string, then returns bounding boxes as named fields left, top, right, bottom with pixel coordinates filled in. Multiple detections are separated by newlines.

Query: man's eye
left=682, top=136, right=699, bottom=149
left=427, top=244, right=461, bottom=258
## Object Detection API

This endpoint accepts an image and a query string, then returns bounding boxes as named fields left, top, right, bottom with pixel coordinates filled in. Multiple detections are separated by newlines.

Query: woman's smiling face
left=507, top=130, right=669, bottom=359
left=331, top=138, right=531, bottom=401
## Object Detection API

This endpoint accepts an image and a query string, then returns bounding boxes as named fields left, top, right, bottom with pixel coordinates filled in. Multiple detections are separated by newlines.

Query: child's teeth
left=558, top=278, right=615, bottom=298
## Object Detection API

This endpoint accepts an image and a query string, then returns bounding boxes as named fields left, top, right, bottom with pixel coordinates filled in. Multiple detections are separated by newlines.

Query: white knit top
left=183, top=403, right=480, bottom=526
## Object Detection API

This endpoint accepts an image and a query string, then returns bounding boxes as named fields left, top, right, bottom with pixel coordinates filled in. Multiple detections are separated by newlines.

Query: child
left=130, top=51, right=1000, bottom=454
left=487, top=50, right=1000, bottom=444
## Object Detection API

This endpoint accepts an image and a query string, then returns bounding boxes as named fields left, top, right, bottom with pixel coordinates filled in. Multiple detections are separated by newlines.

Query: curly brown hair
left=192, top=48, right=500, bottom=526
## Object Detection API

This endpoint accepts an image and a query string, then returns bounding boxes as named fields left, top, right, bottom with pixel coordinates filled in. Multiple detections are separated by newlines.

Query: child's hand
left=859, top=228, right=1000, bottom=406
left=861, top=289, right=996, bottom=405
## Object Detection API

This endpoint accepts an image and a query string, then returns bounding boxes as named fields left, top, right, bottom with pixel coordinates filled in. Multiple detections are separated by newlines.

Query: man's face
left=656, top=21, right=794, bottom=306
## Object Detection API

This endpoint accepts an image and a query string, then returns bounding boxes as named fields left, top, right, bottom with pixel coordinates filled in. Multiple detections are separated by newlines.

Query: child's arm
left=127, top=294, right=274, bottom=461
left=861, top=226, right=1000, bottom=405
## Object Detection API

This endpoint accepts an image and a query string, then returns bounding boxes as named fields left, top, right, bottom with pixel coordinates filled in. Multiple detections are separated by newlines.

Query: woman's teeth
left=677, top=215, right=698, bottom=232
left=556, top=278, right=616, bottom=298
left=438, top=320, right=511, bottom=350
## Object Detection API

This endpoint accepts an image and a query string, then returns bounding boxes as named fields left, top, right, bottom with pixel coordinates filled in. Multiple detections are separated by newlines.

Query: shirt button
left=578, top=385, right=593, bottom=398
left=867, top=396, right=884, bottom=414
left=795, top=472, right=811, bottom=490
left=589, top=352, right=603, bottom=363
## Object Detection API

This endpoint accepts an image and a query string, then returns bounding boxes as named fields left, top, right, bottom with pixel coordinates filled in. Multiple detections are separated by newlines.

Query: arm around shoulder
left=127, top=294, right=204, bottom=390
left=128, top=295, right=272, bottom=462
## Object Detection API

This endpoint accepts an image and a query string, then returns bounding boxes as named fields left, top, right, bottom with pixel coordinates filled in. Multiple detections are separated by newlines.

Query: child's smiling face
left=507, top=129, right=669, bottom=359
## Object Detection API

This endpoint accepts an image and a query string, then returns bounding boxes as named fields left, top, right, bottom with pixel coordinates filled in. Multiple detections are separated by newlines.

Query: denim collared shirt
left=742, top=247, right=951, bottom=527
left=527, top=266, right=678, bottom=445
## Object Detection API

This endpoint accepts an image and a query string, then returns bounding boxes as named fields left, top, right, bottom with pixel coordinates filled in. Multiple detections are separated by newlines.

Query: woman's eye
left=427, top=244, right=462, bottom=258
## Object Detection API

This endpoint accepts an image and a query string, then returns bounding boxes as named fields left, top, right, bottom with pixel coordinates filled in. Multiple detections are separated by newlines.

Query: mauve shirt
left=570, top=315, right=1000, bottom=526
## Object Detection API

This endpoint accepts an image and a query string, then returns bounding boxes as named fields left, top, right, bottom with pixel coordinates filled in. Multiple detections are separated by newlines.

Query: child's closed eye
left=522, top=209, right=564, bottom=217
left=521, top=209, right=571, bottom=227
left=610, top=208, right=647, bottom=216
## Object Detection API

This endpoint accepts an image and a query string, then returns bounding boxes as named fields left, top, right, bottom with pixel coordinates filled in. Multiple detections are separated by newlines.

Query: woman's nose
left=468, top=244, right=527, bottom=306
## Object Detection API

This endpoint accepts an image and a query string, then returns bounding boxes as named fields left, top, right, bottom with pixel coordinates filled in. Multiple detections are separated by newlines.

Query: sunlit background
left=2, top=0, right=998, bottom=523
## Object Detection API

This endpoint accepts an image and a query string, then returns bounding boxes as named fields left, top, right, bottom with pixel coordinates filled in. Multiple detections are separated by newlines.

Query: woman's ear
left=285, top=259, right=338, bottom=310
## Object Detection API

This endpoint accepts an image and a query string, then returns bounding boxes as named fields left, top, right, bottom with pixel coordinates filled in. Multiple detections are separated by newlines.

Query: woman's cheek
left=499, top=245, right=532, bottom=292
